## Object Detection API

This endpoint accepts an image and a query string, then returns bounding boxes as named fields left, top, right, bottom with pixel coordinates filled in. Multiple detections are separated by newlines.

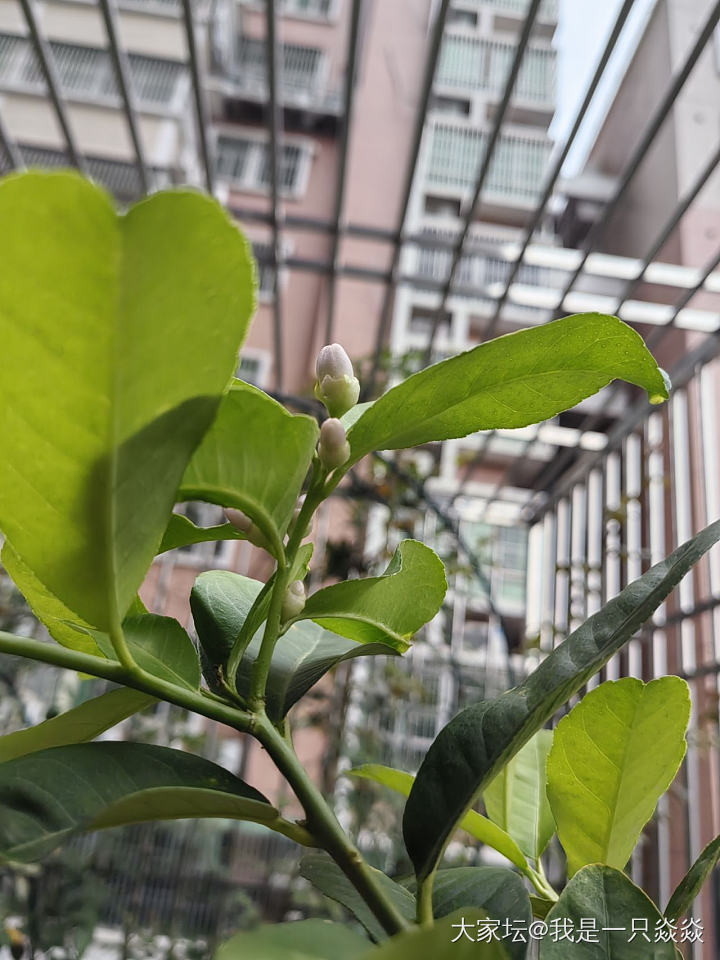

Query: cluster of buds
left=314, top=343, right=360, bottom=419
left=281, top=579, right=306, bottom=621
left=225, top=507, right=272, bottom=552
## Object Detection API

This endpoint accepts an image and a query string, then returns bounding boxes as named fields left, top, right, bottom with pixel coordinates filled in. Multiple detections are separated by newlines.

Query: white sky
left=553, top=0, right=656, bottom=174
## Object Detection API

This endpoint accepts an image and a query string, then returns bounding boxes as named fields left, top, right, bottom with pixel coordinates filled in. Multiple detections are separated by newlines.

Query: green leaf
left=359, top=910, right=510, bottom=959
left=404, top=868, right=532, bottom=960
left=191, top=574, right=399, bottom=719
left=530, top=897, right=554, bottom=920
left=665, top=833, right=720, bottom=921
left=296, top=540, right=447, bottom=650
left=483, top=730, right=555, bottom=861
left=547, top=677, right=689, bottom=877
left=0, top=688, right=155, bottom=762
left=299, top=853, right=415, bottom=943
left=539, top=865, right=677, bottom=958
left=403, top=519, right=720, bottom=883
left=180, top=381, right=319, bottom=553
left=346, top=314, right=668, bottom=464
left=92, top=615, right=201, bottom=690
left=216, top=920, right=371, bottom=960
left=2, top=541, right=101, bottom=656
left=159, top=513, right=245, bottom=554
left=0, top=741, right=278, bottom=862
left=0, top=172, right=255, bottom=635
left=348, top=765, right=533, bottom=878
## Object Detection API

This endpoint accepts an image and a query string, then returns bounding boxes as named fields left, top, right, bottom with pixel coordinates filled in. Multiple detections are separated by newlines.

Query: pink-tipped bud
left=314, top=343, right=360, bottom=418
left=225, top=508, right=271, bottom=552
left=281, top=579, right=306, bottom=621
left=318, top=418, right=350, bottom=470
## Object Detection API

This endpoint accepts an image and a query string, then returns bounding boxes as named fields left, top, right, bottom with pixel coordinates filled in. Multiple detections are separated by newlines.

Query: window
left=437, top=34, right=555, bottom=103
left=237, top=350, right=270, bottom=388
left=280, top=0, right=334, bottom=17
left=250, top=241, right=275, bottom=298
left=216, top=134, right=309, bottom=195
left=447, top=9, right=478, bottom=27
left=235, top=37, right=324, bottom=100
left=0, top=34, right=186, bottom=108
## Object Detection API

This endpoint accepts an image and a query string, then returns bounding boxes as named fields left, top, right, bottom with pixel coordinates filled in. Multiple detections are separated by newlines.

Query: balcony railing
left=437, top=34, right=555, bottom=103
left=426, top=121, right=551, bottom=201
left=0, top=34, right=186, bottom=109
left=228, top=35, right=341, bottom=112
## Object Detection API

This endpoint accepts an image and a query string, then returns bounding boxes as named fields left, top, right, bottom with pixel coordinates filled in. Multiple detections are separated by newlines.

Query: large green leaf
left=483, top=730, right=555, bottom=861
left=0, top=741, right=279, bottom=862
left=540, top=865, right=677, bottom=958
left=180, top=381, right=319, bottom=553
left=403, top=519, right=720, bottom=883
left=349, top=765, right=533, bottom=877
left=0, top=688, right=155, bottom=762
left=300, top=853, right=415, bottom=943
left=346, top=314, right=668, bottom=464
left=0, top=172, right=255, bottom=635
left=216, top=920, right=370, bottom=960
left=665, top=833, right=720, bottom=921
left=192, top=573, right=401, bottom=717
left=296, top=540, right=447, bottom=650
left=360, top=911, right=510, bottom=959
left=91, top=614, right=201, bottom=690
left=404, top=868, right=532, bottom=960
left=547, top=677, right=689, bottom=877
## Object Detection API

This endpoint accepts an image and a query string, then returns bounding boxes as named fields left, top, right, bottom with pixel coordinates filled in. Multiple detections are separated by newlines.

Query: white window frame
left=236, top=348, right=272, bottom=389
left=213, top=126, right=314, bottom=198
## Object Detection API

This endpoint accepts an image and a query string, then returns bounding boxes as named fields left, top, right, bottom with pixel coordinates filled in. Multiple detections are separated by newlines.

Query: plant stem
left=254, top=711, right=409, bottom=938
left=415, top=876, right=435, bottom=927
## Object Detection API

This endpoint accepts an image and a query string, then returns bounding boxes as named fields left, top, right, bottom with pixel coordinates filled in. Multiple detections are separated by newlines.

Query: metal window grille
left=438, top=34, right=556, bottom=103
left=216, top=134, right=305, bottom=192
left=236, top=36, right=323, bottom=96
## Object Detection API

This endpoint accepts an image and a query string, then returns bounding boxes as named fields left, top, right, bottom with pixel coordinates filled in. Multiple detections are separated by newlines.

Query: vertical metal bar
left=265, top=0, right=284, bottom=392
left=553, top=497, right=571, bottom=648
left=98, top=0, right=151, bottom=195
left=181, top=0, right=214, bottom=194
left=585, top=468, right=604, bottom=690
left=604, top=451, right=622, bottom=681
left=367, top=0, right=452, bottom=395
left=18, top=0, right=86, bottom=173
left=325, top=0, right=363, bottom=343
left=568, top=483, right=587, bottom=634
left=624, top=432, right=643, bottom=679
left=0, top=101, right=22, bottom=170
left=539, top=509, right=557, bottom=654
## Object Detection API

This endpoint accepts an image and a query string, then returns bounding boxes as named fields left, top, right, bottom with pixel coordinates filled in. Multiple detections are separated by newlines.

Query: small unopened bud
left=281, top=579, right=306, bottom=620
left=318, top=418, right=350, bottom=470
left=314, top=343, right=360, bottom=418
left=225, top=508, right=272, bottom=552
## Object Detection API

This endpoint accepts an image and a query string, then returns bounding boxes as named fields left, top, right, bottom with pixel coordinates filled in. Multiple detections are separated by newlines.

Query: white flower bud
left=318, top=418, right=350, bottom=470
left=225, top=508, right=272, bottom=552
left=314, top=343, right=360, bottom=418
left=281, top=579, right=306, bottom=621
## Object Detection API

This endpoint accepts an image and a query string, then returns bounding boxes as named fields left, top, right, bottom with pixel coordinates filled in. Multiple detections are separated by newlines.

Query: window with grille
left=279, top=0, right=334, bottom=17
left=0, top=34, right=185, bottom=108
left=438, top=34, right=556, bottom=103
left=236, top=36, right=323, bottom=98
left=216, top=134, right=308, bottom=194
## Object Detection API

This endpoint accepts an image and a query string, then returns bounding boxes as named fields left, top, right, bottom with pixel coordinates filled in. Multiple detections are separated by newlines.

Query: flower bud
left=318, top=418, right=350, bottom=470
left=225, top=508, right=272, bottom=552
left=314, top=343, right=360, bottom=418
left=281, top=579, right=306, bottom=621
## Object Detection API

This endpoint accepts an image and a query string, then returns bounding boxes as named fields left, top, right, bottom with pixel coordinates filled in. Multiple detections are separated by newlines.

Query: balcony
left=437, top=33, right=555, bottom=106
left=0, top=34, right=187, bottom=112
left=425, top=121, right=552, bottom=206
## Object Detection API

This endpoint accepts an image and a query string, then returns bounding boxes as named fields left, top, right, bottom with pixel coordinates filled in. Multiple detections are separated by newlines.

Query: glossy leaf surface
left=347, top=314, right=668, bottom=464
left=299, top=853, right=415, bottom=943
left=0, top=172, right=255, bottom=634
left=297, top=540, right=447, bottom=650
left=540, top=865, right=676, bottom=958
left=483, top=729, right=555, bottom=861
left=665, top=833, right=720, bottom=921
left=547, top=677, right=689, bottom=876
left=180, top=381, right=319, bottom=551
left=92, top=615, right=201, bottom=690
left=403, top=520, right=720, bottom=882
left=0, top=688, right=154, bottom=762
left=0, top=741, right=276, bottom=862
left=216, top=920, right=370, bottom=960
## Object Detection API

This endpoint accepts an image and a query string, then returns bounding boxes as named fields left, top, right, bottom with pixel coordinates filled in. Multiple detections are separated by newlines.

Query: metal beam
left=423, top=0, right=544, bottom=364
left=98, top=0, right=151, bottom=195
left=325, top=0, right=364, bottom=343
left=265, top=0, right=285, bottom=392
left=181, top=0, right=214, bottom=194
left=482, top=0, right=636, bottom=341
left=18, top=0, right=86, bottom=173
left=366, top=0, right=452, bottom=395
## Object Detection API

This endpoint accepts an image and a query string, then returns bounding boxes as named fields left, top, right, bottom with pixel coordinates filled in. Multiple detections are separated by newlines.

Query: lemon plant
left=0, top=171, right=717, bottom=959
